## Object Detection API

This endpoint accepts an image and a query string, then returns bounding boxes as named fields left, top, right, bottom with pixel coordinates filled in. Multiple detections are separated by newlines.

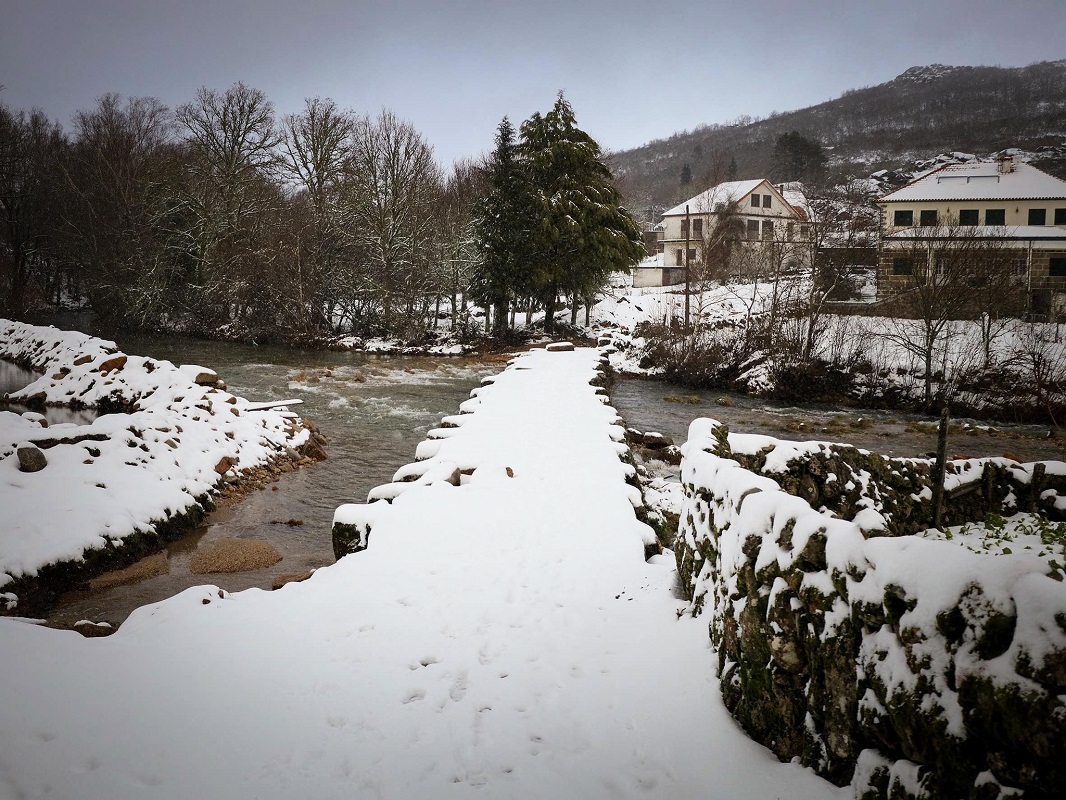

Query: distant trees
left=471, top=117, right=533, bottom=336
left=0, top=86, right=640, bottom=344
left=56, top=94, right=180, bottom=326
left=770, top=131, right=826, bottom=184
left=518, top=94, right=645, bottom=333
left=348, top=109, right=442, bottom=334
left=472, top=95, right=644, bottom=336
left=0, top=104, right=64, bottom=316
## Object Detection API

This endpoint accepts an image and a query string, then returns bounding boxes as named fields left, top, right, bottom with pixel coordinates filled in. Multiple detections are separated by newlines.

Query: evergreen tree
left=680, top=162, right=692, bottom=185
left=519, top=93, right=645, bottom=334
left=770, top=131, right=826, bottom=184
left=727, top=156, right=738, bottom=181
left=471, top=117, right=534, bottom=336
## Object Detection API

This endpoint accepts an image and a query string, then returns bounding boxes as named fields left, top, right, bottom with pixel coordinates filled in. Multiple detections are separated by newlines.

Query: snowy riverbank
left=0, top=319, right=321, bottom=613
left=0, top=343, right=843, bottom=799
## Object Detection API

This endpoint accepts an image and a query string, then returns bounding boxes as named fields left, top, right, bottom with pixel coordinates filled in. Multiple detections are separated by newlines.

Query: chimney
left=998, top=154, right=1016, bottom=174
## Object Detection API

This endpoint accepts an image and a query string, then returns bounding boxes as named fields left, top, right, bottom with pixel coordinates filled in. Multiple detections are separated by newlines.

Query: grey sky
left=2, top=0, right=1064, bottom=167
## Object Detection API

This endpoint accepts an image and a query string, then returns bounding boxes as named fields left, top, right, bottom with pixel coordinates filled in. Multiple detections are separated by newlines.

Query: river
left=4, top=329, right=1062, bottom=629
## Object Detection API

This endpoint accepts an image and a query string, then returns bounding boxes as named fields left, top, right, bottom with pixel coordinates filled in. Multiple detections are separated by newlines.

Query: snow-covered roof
left=885, top=225, right=1066, bottom=240
left=662, top=179, right=766, bottom=216
left=879, top=161, right=1066, bottom=203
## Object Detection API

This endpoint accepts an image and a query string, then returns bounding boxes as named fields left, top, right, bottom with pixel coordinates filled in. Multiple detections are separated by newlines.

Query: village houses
left=878, top=157, right=1066, bottom=317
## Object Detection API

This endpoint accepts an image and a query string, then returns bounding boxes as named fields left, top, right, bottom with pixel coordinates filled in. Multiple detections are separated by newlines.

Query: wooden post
left=932, top=407, right=949, bottom=529
left=1030, top=462, right=1046, bottom=514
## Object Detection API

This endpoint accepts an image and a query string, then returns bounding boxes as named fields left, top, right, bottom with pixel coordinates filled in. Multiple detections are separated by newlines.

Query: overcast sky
left=2, top=0, right=1064, bottom=167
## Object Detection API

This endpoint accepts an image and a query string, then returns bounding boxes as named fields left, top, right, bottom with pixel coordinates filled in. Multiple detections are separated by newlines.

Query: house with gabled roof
left=633, top=179, right=810, bottom=287
left=877, top=157, right=1066, bottom=316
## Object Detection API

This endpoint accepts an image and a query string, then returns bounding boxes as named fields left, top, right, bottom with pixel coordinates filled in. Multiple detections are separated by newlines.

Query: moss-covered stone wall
left=676, top=418, right=1066, bottom=800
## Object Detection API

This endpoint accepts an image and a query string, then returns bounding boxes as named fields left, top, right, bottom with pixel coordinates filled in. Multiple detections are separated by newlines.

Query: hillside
left=611, top=60, right=1066, bottom=222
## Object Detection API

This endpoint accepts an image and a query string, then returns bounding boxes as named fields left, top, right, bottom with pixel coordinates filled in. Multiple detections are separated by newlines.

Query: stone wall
left=676, top=418, right=1066, bottom=799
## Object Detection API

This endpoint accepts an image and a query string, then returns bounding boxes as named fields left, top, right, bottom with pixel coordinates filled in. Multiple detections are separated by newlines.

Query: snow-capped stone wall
left=677, top=418, right=1066, bottom=799
left=1, top=319, right=321, bottom=612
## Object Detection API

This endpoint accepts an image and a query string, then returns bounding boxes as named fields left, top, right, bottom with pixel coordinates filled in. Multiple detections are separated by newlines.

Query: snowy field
left=0, top=344, right=843, bottom=799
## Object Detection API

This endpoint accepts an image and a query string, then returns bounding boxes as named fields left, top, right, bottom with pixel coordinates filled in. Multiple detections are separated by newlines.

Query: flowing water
left=13, top=328, right=1063, bottom=628
left=42, top=333, right=503, bottom=627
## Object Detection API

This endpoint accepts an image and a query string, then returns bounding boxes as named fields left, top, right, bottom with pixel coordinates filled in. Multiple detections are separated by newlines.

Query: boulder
left=180, top=364, right=219, bottom=386
left=97, top=355, right=127, bottom=373
left=545, top=341, right=575, bottom=352
left=214, top=456, right=236, bottom=475
left=16, top=443, right=47, bottom=472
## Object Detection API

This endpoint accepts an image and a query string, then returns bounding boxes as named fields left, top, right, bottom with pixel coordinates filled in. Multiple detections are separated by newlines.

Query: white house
left=877, top=157, right=1066, bottom=316
left=634, top=179, right=810, bottom=287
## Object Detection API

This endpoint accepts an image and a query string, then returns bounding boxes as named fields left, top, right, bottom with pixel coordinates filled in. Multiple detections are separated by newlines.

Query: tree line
left=0, top=85, right=643, bottom=342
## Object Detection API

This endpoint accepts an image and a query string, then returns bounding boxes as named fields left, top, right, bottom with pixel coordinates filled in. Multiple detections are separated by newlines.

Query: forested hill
left=612, top=60, right=1066, bottom=220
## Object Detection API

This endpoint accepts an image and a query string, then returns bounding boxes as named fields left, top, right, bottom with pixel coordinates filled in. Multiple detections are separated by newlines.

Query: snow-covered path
left=0, top=347, right=842, bottom=799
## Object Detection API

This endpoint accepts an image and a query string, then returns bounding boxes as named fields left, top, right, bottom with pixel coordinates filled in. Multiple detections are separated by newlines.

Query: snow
left=0, top=320, right=311, bottom=584
left=662, top=180, right=765, bottom=217
left=0, top=342, right=843, bottom=799
left=679, top=416, right=1066, bottom=765
left=880, top=160, right=1066, bottom=202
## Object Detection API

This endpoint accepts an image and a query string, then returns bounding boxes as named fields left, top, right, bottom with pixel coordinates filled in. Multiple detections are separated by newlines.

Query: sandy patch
left=89, top=553, right=170, bottom=590
left=189, top=539, right=283, bottom=574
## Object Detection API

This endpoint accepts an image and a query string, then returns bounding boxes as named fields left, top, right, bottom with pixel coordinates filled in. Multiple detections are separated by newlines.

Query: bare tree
left=280, top=97, right=357, bottom=334
left=348, top=109, right=442, bottom=334
left=880, top=224, right=1016, bottom=409
left=0, top=103, right=64, bottom=316
left=56, top=94, right=181, bottom=326
left=176, top=82, right=280, bottom=325
left=794, top=179, right=879, bottom=360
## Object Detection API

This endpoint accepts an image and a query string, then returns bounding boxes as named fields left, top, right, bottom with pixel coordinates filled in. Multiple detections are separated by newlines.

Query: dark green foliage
left=471, top=117, right=535, bottom=335
left=518, top=94, right=646, bottom=334
left=770, top=130, right=827, bottom=183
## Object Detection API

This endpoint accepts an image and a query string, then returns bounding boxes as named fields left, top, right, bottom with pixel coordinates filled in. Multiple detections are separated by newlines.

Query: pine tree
left=471, top=117, right=535, bottom=336
left=519, top=93, right=645, bottom=334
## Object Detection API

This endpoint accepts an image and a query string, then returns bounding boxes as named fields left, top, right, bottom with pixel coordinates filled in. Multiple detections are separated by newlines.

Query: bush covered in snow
left=676, top=418, right=1066, bottom=799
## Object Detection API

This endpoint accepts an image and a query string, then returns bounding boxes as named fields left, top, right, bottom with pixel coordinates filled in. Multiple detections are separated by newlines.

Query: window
left=763, top=195, right=772, bottom=209
left=786, top=222, right=795, bottom=242
left=958, top=209, right=979, bottom=226
left=747, top=219, right=760, bottom=240
left=688, top=248, right=697, bottom=263
left=985, top=209, right=1005, bottom=225
left=919, top=210, right=938, bottom=227
left=762, top=220, right=774, bottom=240
left=892, top=257, right=913, bottom=275
left=1012, top=257, right=1028, bottom=277
left=893, top=209, right=913, bottom=226
left=800, top=225, right=810, bottom=240
left=680, top=219, right=689, bottom=236
left=1056, top=208, right=1066, bottom=225
left=1029, top=208, right=1047, bottom=226
left=675, top=249, right=684, bottom=266
left=1050, top=257, right=1066, bottom=278
left=692, top=218, right=703, bottom=235
left=751, top=194, right=761, bottom=208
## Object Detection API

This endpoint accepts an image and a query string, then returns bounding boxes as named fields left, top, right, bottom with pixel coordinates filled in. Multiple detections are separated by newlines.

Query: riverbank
left=0, top=343, right=843, bottom=800
left=0, top=319, right=325, bottom=617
